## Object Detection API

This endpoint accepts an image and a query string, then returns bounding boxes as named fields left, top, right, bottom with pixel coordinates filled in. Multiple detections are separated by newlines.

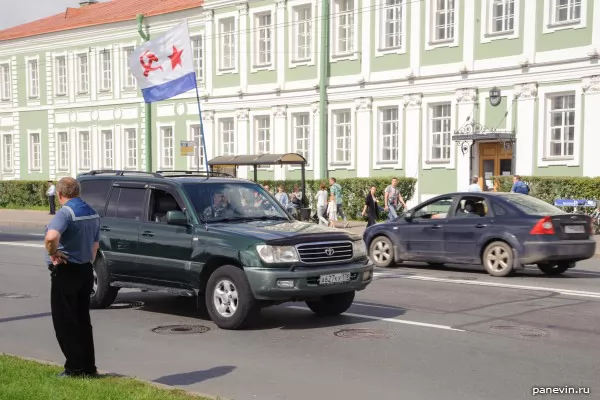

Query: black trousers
left=48, top=196, right=56, bottom=214
left=49, top=261, right=96, bottom=374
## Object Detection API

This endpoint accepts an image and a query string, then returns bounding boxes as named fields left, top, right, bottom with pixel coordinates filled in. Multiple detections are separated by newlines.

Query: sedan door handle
left=141, top=230, right=155, bottom=237
left=475, top=224, right=488, bottom=228
left=431, top=224, right=442, bottom=229
left=100, top=225, right=111, bottom=232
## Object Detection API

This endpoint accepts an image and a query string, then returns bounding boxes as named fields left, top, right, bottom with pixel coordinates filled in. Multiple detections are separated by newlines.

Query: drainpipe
left=137, top=14, right=152, bottom=172
left=318, top=0, right=330, bottom=179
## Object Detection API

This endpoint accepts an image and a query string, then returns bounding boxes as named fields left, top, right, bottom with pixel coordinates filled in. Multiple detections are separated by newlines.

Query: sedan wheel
left=538, top=262, right=572, bottom=276
left=369, top=236, right=394, bottom=268
left=482, top=241, right=514, bottom=277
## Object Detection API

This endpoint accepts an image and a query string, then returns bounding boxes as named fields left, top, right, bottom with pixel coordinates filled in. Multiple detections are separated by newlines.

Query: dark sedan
left=363, top=192, right=596, bottom=277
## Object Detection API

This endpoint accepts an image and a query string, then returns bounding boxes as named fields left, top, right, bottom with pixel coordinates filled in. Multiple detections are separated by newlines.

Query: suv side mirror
left=166, top=210, right=188, bottom=226
left=404, top=212, right=413, bottom=222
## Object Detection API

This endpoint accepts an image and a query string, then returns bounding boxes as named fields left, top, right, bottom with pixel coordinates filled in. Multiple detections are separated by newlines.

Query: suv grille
left=296, top=241, right=353, bottom=264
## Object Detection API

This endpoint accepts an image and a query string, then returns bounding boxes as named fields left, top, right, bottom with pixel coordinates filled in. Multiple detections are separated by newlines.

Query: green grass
left=0, top=354, right=211, bottom=400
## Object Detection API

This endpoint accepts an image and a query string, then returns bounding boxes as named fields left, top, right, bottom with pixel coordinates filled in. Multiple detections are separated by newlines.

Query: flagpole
left=194, top=80, right=209, bottom=173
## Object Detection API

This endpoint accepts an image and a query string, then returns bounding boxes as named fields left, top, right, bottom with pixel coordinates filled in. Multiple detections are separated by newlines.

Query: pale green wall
left=19, top=110, right=48, bottom=180
left=536, top=0, right=594, bottom=52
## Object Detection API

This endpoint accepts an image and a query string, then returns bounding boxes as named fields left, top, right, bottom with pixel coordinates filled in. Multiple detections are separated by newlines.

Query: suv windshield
left=182, top=182, right=291, bottom=222
left=497, top=193, right=567, bottom=216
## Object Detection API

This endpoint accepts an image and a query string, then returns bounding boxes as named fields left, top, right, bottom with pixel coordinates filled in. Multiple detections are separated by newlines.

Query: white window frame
left=375, top=106, right=402, bottom=166
left=76, top=53, right=89, bottom=94
left=28, top=131, right=42, bottom=172
left=54, top=55, right=68, bottom=96
left=122, top=46, right=136, bottom=89
left=421, top=97, right=456, bottom=170
left=99, top=49, right=112, bottom=91
left=253, top=115, right=271, bottom=154
left=190, top=34, right=204, bottom=82
left=26, top=57, right=40, bottom=99
left=56, top=131, right=69, bottom=171
left=0, top=63, right=11, bottom=101
left=329, top=108, right=354, bottom=167
left=290, top=112, right=312, bottom=168
left=289, top=3, right=315, bottom=67
left=543, top=0, right=587, bottom=33
left=187, top=122, right=206, bottom=170
left=123, top=127, right=138, bottom=170
left=219, top=118, right=236, bottom=156
left=2, top=133, right=13, bottom=171
left=428, top=103, right=452, bottom=163
left=77, top=129, right=92, bottom=171
left=424, top=0, right=460, bottom=50
left=538, top=88, right=582, bottom=167
left=375, top=0, right=408, bottom=57
left=101, top=129, right=114, bottom=169
left=158, top=124, right=175, bottom=170
left=481, top=0, right=521, bottom=42
left=250, top=6, right=276, bottom=72
left=330, top=0, right=359, bottom=62
left=216, top=15, right=238, bottom=74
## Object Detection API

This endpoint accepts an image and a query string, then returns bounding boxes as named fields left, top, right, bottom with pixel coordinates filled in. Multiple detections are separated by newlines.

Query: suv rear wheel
left=90, top=257, right=119, bottom=309
left=206, top=265, right=259, bottom=330
left=305, top=291, right=355, bottom=316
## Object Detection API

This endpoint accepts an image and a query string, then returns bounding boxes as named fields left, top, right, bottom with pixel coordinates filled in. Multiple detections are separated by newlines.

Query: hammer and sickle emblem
left=139, top=50, right=163, bottom=77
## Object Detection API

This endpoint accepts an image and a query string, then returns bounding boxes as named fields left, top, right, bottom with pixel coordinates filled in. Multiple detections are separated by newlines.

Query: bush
left=494, top=175, right=600, bottom=206
left=0, top=181, right=56, bottom=209
left=260, top=177, right=417, bottom=221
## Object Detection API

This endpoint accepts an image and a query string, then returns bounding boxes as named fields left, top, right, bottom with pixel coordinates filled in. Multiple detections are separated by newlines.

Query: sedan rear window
left=498, top=194, right=567, bottom=216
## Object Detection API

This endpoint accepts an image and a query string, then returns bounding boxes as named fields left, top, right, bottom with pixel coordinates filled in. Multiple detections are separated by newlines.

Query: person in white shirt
left=274, top=185, right=289, bottom=208
left=327, top=194, right=338, bottom=228
left=467, top=176, right=482, bottom=192
left=315, top=183, right=329, bottom=225
left=47, top=180, right=57, bottom=215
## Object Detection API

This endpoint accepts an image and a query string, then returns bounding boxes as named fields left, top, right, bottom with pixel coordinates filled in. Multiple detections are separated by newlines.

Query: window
left=293, top=6, right=312, bottom=61
left=77, top=54, right=89, bottom=93
left=105, top=187, right=146, bottom=220
left=453, top=196, right=489, bottom=218
left=124, top=128, right=137, bottom=169
left=123, top=47, right=136, bottom=88
left=79, top=131, right=91, bottom=170
left=433, top=0, right=455, bottom=41
left=160, top=127, right=174, bottom=169
left=497, top=193, right=567, bottom=216
left=413, top=197, right=454, bottom=219
left=2, top=135, right=12, bottom=170
left=254, top=116, right=271, bottom=154
left=293, top=113, right=310, bottom=164
left=55, top=56, right=67, bottom=96
left=191, top=36, right=203, bottom=80
left=29, top=133, right=41, bottom=171
left=553, top=0, right=581, bottom=24
left=28, top=59, right=39, bottom=98
left=57, top=131, right=69, bottom=170
left=382, top=0, right=403, bottom=48
left=220, top=118, right=235, bottom=156
left=491, top=0, right=515, bottom=33
left=80, top=180, right=113, bottom=217
left=548, top=94, right=575, bottom=158
left=100, top=50, right=112, bottom=91
left=190, top=124, right=205, bottom=169
left=255, top=13, right=272, bottom=66
left=150, top=190, right=183, bottom=223
left=333, top=110, right=351, bottom=163
left=430, top=104, right=451, bottom=161
left=220, top=18, right=235, bottom=70
left=0, top=64, right=10, bottom=100
left=335, top=0, right=355, bottom=54
left=379, top=107, right=399, bottom=162
left=101, top=130, right=114, bottom=169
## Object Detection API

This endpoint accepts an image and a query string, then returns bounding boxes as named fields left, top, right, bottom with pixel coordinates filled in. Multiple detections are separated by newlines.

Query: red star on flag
left=169, top=45, right=184, bottom=70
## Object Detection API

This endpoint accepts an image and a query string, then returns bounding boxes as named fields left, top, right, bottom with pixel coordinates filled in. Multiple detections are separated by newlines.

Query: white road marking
left=286, top=305, right=464, bottom=332
left=0, top=242, right=43, bottom=248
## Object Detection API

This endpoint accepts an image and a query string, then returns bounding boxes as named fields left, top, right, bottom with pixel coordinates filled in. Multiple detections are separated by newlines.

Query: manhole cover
left=152, top=325, right=210, bottom=334
left=0, top=293, right=33, bottom=299
left=107, top=300, right=144, bottom=309
left=446, top=276, right=478, bottom=281
left=333, top=328, right=391, bottom=339
left=490, top=324, right=549, bottom=338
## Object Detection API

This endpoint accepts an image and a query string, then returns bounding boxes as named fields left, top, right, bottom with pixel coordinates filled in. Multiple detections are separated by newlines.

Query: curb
left=0, top=353, right=230, bottom=400
left=0, top=220, right=48, bottom=229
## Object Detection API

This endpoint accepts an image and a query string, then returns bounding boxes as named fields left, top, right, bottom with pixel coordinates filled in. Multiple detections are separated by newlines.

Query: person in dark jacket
left=362, top=185, right=379, bottom=227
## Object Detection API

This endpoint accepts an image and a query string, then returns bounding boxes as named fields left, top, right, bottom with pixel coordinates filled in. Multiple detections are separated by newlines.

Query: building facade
left=0, top=0, right=599, bottom=205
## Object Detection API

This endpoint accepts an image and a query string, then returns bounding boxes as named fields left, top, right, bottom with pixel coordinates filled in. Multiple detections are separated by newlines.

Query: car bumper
left=244, top=259, right=374, bottom=300
left=521, top=239, right=596, bottom=264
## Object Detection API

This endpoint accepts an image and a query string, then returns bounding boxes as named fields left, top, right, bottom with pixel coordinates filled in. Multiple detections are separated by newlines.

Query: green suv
left=77, top=170, right=373, bottom=329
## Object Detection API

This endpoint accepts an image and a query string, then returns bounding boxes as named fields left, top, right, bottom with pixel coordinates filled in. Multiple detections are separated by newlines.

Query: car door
left=443, top=195, right=495, bottom=263
left=100, top=182, right=148, bottom=281
left=136, top=184, right=195, bottom=288
left=403, top=196, right=456, bottom=261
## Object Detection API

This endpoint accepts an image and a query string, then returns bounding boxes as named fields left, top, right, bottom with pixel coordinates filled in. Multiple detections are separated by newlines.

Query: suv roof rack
left=80, top=170, right=163, bottom=178
left=156, top=170, right=234, bottom=178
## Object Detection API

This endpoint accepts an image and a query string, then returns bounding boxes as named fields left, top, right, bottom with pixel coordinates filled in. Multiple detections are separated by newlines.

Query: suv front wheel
left=90, top=257, right=119, bottom=309
left=206, top=265, right=259, bottom=330
left=305, top=291, right=355, bottom=316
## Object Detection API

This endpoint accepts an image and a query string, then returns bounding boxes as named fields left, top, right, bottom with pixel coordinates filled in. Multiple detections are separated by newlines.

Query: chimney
left=79, top=0, right=99, bottom=6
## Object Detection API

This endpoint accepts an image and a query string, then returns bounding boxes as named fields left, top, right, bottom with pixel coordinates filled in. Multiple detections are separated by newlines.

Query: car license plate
left=565, top=225, right=585, bottom=234
left=319, top=272, right=351, bottom=285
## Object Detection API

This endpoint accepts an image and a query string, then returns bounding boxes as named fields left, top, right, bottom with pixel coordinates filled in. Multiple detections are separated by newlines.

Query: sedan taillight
left=530, top=216, right=555, bottom=235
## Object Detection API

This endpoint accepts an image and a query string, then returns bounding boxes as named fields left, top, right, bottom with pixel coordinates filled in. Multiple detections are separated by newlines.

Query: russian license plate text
left=319, top=272, right=351, bottom=285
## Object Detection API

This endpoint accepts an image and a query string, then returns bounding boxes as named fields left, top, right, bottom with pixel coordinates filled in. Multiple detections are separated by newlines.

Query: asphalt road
left=0, top=227, right=599, bottom=400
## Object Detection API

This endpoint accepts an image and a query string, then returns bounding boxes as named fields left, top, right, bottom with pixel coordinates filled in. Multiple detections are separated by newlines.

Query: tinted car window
left=105, top=187, right=146, bottom=220
left=413, top=197, right=454, bottom=219
left=497, top=194, right=566, bottom=216
left=80, top=179, right=112, bottom=216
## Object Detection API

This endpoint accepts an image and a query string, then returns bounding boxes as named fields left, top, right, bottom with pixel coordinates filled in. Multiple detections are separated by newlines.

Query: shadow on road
left=0, top=312, right=52, bottom=324
left=153, top=365, right=236, bottom=386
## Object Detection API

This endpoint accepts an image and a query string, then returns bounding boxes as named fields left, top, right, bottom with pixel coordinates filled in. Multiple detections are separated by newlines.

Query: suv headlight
left=256, top=245, right=299, bottom=263
left=352, top=240, right=367, bottom=258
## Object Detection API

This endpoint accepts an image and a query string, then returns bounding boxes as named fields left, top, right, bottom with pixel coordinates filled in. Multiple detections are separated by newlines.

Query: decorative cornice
left=201, top=9, right=214, bottom=21
left=237, top=3, right=248, bottom=16
left=514, top=82, right=538, bottom=100
left=272, top=105, right=287, bottom=118
left=582, top=76, right=600, bottom=94
left=236, top=108, right=249, bottom=121
left=276, top=0, right=287, bottom=8
left=455, top=88, right=478, bottom=103
left=311, top=101, right=320, bottom=114
left=403, top=93, right=422, bottom=108
left=201, top=110, right=214, bottom=122
left=354, top=97, right=372, bottom=111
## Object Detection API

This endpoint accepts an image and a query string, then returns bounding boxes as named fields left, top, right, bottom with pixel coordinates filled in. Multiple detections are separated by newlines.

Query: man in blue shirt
left=510, top=175, right=530, bottom=194
left=44, top=177, right=101, bottom=377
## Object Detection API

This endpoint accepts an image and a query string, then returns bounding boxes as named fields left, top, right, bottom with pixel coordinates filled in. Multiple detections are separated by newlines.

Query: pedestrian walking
left=510, top=175, right=530, bottom=194
left=329, top=177, right=349, bottom=228
left=327, top=194, right=338, bottom=228
left=47, top=180, right=56, bottom=215
left=362, top=186, right=379, bottom=227
left=467, top=176, right=482, bottom=192
left=384, top=178, right=406, bottom=220
left=315, top=183, right=329, bottom=225
left=44, top=177, right=101, bottom=378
